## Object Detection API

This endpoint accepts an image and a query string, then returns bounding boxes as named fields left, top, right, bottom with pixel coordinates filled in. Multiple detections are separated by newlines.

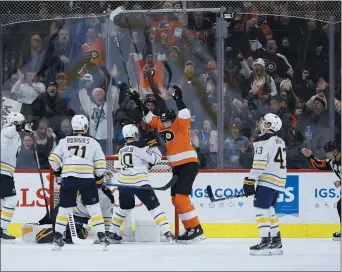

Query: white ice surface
left=1, top=238, right=340, bottom=271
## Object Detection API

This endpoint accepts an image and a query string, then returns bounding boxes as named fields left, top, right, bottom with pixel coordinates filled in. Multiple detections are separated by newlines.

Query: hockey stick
left=94, top=64, right=111, bottom=138
left=106, top=175, right=177, bottom=191
left=206, top=185, right=246, bottom=203
left=34, top=148, right=53, bottom=225
left=68, top=212, right=94, bottom=245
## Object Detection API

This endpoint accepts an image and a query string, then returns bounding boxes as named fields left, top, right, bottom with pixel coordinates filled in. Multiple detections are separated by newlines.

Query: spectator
left=16, top=134, right=37, bottom=169
left=10, top=70, right=46, bottom=118
left=56, top=72, right=81, bottom=113
left=81, top=26, right=105, bottom=67
left=31, top=81, right=74, bottom=132
left=255, top=38, right=294, bottom=83
left=194, top=119, right=218, bottom=168
left=224, top=119, right=250, bottom=168
left=34, top=118, right=56, bottom=169
left=55, top=118, right=73, bottom=143
left=164, top=46, right=184, bottom=87
left=18, top=34, right=45, bottom=75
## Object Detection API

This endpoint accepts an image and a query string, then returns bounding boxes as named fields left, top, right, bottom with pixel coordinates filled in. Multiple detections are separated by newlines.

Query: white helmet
left=262, top=113, right=282, bottom=132
left=71, top=115, right=89, bottom=132
left=122, top=124, right=139, bottom=140
left=5, top=112, right=25, bottom=127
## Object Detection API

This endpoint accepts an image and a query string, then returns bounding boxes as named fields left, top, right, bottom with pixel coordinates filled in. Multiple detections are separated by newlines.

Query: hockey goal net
left=50, top=155, right=180, bottom=237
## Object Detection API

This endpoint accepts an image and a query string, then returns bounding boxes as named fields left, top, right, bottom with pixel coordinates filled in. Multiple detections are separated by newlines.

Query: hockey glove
left=243, top=177, right=256, bottom=197
left=172, top=85, right=183, bottom=100
left=95, top=175, right=104, bottom=188
left=145, top=130, right=158, bottom=147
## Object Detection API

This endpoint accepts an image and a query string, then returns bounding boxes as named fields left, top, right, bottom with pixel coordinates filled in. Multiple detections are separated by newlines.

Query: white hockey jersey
left=48, top=135, right=106, bottom=179
left=79, top=86, right=120, bottom=140
left=1, top=125, right=22, bottom=177
left=73, top=188, right=113, bottom=230
left=248, top=132, right=287, bottom=192
left=117, top=144, right=162, bottom=187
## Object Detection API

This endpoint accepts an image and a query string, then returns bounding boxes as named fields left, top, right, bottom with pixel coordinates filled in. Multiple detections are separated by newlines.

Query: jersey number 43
left=274, top=147, right=286, bottom=169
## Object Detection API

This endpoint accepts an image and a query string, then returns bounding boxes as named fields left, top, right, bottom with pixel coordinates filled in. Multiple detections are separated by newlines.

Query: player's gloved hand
left=172, top=85, right=183, bottom=100
left=101, top=185, right=114, bottom=204
left=243, top=177, right=255, bottom=197
left=95, top=175, right=104, bottom=188
left=145, top=130, right=158, bottom=147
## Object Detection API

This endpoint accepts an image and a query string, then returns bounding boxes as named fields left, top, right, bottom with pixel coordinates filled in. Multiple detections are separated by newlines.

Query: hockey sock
left=255, top=207, right=271, bottom=237
left=86, top=203, right=105, bottom=234
left=104, top=217, right=112, bottom=232
left=0, top=196, right=17, bottom=230
left=174, top=194, right=200, bottom=229
left=110, top=208, right=131, bottom=234
left=55, top=207, right=73, bottom=234
left=269, top=207, right=280, bottom=237
left=149, top=206, right=170, bottom=234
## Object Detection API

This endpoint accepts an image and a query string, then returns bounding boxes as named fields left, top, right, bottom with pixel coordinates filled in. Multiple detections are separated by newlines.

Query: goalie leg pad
left=174, top=194, right=200, bottom=229
left=21, top=224, right=53, bottom=243
left=36, top=228, right=54, bottom=243
left=1, top=195, right=17, bottom=230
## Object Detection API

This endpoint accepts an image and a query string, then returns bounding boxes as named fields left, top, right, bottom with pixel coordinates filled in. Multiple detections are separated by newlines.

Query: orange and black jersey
left=308, top=155, right=340, bottom=180
left=144, top=108, right=198, bottom=167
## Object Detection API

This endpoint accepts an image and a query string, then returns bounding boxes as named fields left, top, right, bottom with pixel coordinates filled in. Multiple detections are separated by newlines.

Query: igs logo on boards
left=275, top=175, right=299, bottom=217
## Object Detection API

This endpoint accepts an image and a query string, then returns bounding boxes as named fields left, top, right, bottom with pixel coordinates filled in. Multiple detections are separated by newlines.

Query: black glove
left=95, top=175, right=104, bottom=188
left=145, top=130, right=158, bottom=147
left=54, top=168, right=62, bottom=177
left=102, top=186, right=114, bottom=204
left=172, top=85, right=182, bottom=100
left=243, top=177, right=256, bottom=197
left=117, top=81, right=130, bottom=92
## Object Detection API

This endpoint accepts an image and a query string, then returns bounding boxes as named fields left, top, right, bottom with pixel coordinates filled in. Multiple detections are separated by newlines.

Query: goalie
left=107, top=124, right=175, bottom=243
left=22, top=185, right=114, bottom=244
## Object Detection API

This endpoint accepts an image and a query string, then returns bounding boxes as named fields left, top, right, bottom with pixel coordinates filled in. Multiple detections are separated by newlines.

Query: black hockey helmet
left=160, top=109, right=176, bottom=123
left=324, top=141, right=340, bottom=153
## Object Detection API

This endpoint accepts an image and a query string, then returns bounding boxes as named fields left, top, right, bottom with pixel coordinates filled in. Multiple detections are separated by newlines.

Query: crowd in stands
left=1, top=1, right=341, bottom=170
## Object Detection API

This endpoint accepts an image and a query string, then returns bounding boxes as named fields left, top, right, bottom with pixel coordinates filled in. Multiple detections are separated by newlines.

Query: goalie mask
left=160, top=109, right=176, bottom=128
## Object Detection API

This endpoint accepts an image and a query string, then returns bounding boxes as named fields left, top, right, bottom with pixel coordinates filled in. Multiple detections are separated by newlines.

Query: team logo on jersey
left=276, top=175, right=299, bottom=217
left=263, top=58, right=276, bottom=73
left=90, top=108, right=107, bottom=122
left=159, top=130, right=175, bottom=143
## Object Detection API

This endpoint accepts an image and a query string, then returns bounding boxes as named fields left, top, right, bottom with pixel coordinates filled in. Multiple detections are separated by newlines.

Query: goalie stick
left=106, top=175, right=177, bottom=191
left=67, top=212, right=94, bottom=245
left=206, top=185, right=246, bottom=203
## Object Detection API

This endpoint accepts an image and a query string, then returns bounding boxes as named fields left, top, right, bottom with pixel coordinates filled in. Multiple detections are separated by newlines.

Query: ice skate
left=52, top=232, right=64, bottom=251
left=0, top=228, right=15, bottom=244
left=332, top=231, right=341, bottom=241
left=269, top=232, right=283, bottom=255
left=164, top=231, right=176, bottom=243
left=250, top=237, right=271, bottom=256
left=106, top=231, right=123, bottom=244
left=176, top=225, right=206, bottom=244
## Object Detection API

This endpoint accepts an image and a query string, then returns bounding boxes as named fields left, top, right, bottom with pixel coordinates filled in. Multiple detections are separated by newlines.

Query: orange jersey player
left=129, top=85, right=205, bottom=244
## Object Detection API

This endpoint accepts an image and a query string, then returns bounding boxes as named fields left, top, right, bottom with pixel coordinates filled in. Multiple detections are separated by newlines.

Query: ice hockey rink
left=1, top=238, right=340, bottom=271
